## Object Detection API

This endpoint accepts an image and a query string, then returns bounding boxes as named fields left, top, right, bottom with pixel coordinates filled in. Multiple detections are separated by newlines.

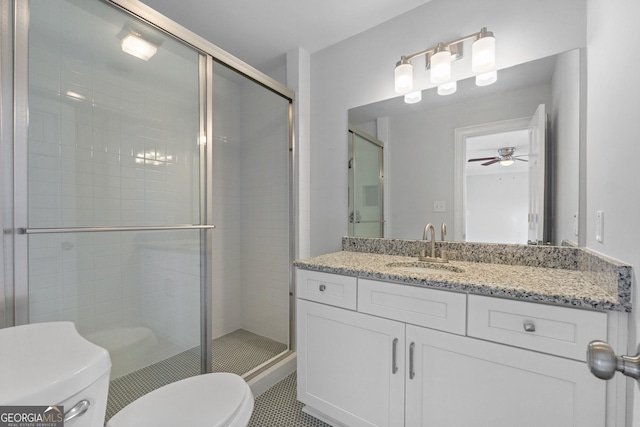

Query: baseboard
left=301, top=406, right=348, bottom=427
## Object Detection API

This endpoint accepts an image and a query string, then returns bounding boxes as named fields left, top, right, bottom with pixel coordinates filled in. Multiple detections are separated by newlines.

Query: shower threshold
left=105, top=329, right=287, bottom=421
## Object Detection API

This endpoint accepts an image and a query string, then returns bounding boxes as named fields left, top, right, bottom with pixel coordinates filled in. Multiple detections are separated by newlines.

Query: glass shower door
left=19, top=0, right=208, bottom=419
left=349, top=129, right=384, bottom=238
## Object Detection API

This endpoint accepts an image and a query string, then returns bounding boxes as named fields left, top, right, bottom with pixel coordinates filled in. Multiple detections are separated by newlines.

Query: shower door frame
left=3, top=0, right=297, bottom=377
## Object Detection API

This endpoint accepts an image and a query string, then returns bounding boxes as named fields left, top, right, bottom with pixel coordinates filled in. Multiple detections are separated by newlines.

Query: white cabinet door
left=405, top=325, right=606, bottom=427
left=297, top=299, right=405, bottom=427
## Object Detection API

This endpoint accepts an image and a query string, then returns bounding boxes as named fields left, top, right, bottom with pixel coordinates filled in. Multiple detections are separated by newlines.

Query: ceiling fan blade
left=481, top=159, right=500, bottom=166
left=468, top=157, right=499, bottom=163
left=514, top=158, right=528, bottom=162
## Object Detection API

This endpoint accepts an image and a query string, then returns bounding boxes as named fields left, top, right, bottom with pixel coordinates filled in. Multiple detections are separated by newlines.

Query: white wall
left=586, top=0, right=640, bottom=423
left=550, top=49, right=581, bottom=245
left=466, top=172, right=529, bottom=244
left=309, top=0, right=587, bottom=255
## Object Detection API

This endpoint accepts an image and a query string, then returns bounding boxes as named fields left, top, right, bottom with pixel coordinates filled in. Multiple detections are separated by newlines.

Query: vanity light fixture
left=437, top=81, right=457, bottom=96
left=120, top=29, right=158, bottom=61
left=394, top=27, right=497, bottom=102
left=404, top=90, right=422, bottom=104
left=476, top=70, right=498, bottom=86
left=394, top=57, right=413, bottom=93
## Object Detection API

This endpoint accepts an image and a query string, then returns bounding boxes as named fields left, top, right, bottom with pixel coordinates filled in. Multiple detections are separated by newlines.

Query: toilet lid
left=108, top=373, right=253, bottom=427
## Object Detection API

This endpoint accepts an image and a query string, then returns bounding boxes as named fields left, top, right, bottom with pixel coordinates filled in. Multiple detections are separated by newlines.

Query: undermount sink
left=386, top=261, right=464, bottom=274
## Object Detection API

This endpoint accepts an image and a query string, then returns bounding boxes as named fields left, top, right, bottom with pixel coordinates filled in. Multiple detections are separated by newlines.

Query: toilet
left=0, top=322, right=254, bottom=427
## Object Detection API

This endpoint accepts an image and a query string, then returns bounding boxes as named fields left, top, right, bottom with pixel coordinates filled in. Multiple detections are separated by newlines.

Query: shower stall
left=1, top=0, right=294, bottom=420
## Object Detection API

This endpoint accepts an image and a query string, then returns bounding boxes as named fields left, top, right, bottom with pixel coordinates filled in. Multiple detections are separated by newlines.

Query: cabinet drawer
left=467, top=294, right=607, bottom=361
left=358, top=279, right=466, bottom=335
left=296, top=269, right=357, bottom=310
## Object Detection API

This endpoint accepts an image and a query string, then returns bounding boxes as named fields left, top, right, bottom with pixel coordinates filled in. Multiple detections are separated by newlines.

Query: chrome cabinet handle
left=587, top=340, right=640, bottom=380
left=523, top=322, right=536, bottom=332
left=409, top=342, right=415, bottom=380
left=392, top=338, right=398, bottom=374
left=64, top=399, right=90, bottom=423
left=319, top=284, right=326, bottom=292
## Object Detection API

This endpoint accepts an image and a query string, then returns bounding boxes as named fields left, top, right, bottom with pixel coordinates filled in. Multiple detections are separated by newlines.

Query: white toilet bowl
left=107, top=372, right=254, bottom=427
left=0, top=322, right=254, bottom=427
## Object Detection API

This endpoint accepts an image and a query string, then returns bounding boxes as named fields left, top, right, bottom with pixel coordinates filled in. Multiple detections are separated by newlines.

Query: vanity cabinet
left=297, top=299, right=405, bottom=427
left=296, top=269, right=612, bottom=427
left=405, top=325, right=605, bottom=427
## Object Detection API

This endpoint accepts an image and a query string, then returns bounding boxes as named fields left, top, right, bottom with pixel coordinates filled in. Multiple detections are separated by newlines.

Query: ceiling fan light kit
left=468, top=146, right=529, bottom=167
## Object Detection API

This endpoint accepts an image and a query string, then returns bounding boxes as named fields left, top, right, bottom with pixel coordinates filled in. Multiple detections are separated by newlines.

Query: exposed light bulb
left=437, top=81, right=457, bottom=96
left=404, top=91, right=422, bottom=104
left=395, top=60, right=413, bottom=93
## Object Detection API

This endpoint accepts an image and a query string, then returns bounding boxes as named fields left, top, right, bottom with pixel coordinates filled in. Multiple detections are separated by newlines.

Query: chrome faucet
left=422, top=223, right=436, bottom=259
left=441, top=223, right=447, bottom=241
left=420, top=222, right=448, bottom=262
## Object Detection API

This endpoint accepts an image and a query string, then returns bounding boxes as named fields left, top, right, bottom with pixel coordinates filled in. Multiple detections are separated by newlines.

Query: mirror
left=348, top=49, right=582, bottom=246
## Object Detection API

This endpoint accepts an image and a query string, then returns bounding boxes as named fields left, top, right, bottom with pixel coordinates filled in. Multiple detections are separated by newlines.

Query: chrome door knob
left=587, top=340, right=640, bottom=380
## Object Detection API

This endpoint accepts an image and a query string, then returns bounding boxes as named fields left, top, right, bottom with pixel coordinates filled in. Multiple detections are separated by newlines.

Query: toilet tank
left=0, top=322, right=112, bottom=427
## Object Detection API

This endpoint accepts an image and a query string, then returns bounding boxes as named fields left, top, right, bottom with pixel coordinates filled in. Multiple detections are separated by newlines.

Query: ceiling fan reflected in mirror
left=467, top=147, right=528, bottom=167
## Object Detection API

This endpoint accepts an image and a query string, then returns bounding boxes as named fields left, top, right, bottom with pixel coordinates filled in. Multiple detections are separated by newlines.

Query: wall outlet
left=595, top=210, right=604, bottom=243
left=434, top=201, right=446, bottom=212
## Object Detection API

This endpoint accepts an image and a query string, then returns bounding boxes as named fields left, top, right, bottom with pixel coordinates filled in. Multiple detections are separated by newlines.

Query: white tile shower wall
left=211, top=71, right=244, bottom=339
left=210, top=67, right=290, bottom=346
left=238, top=78, right=290, bottom=345
left=27, top=0, right=202, bottom=366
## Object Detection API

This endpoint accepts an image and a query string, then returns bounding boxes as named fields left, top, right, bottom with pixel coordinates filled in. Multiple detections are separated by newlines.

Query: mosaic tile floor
left=106, top=329, right=287, bottom=420
left=249, top=371, right=331, bottom=427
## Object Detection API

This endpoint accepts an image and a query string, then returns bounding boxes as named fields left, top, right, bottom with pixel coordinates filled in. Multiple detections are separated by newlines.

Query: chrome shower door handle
left=409, top=342, right=416, bottom=380
left=392, top=338, right=398, bottom=374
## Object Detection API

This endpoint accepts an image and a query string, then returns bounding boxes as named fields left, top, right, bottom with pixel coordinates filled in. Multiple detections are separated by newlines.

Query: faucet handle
left=441, top=223, right=447, bottom=241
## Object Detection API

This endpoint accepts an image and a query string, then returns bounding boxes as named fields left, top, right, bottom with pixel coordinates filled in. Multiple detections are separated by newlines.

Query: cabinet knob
left=319, top=284, right=326, bottom=292
left=587, top=340, right=640, bottom=380
left=523, top=322, right=536, bottom=332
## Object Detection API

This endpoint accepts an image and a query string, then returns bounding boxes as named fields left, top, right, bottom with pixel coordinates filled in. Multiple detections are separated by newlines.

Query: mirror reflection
left=348, top=49, right=581, bottom=246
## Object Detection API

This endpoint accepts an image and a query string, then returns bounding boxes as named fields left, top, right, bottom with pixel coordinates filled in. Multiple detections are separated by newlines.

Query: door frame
left=453, top=117, right=531, bottom=242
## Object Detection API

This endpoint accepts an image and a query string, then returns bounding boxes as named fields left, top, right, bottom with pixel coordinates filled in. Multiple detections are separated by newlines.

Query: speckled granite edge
left=297, top=262, right=626, bottom=312
left=577, top=248, right=633, bottom=311
left=342, top=237, right=581, bottom=268
left=338, top=237, right=632, bottom=312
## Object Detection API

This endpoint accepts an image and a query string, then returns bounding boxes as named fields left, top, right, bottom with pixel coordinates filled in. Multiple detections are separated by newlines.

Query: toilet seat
left=107, top=372, right=254, bottom=427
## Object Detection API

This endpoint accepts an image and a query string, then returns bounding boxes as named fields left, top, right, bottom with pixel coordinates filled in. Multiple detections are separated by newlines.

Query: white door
left=528, top=104, right=547, bottom=244
left=297, top=299, right=405, bottom=427
left=405, top=325, right=605, bottom=427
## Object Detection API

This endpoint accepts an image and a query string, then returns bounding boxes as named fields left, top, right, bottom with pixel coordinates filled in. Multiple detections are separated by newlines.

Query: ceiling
left=139, top=0, right=433, bottom=72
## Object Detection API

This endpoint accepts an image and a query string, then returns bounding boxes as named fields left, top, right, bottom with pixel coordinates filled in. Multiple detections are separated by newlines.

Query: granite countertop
left=294, top=251, right=629, bottom=312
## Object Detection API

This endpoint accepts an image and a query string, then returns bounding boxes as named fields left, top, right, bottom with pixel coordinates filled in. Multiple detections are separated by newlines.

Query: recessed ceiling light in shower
left=119, top=25, right=159, bottom=61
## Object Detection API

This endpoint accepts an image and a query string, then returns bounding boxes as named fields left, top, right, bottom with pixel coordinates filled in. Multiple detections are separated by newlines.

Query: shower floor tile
left=106, top=329, right=287, bottom=420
